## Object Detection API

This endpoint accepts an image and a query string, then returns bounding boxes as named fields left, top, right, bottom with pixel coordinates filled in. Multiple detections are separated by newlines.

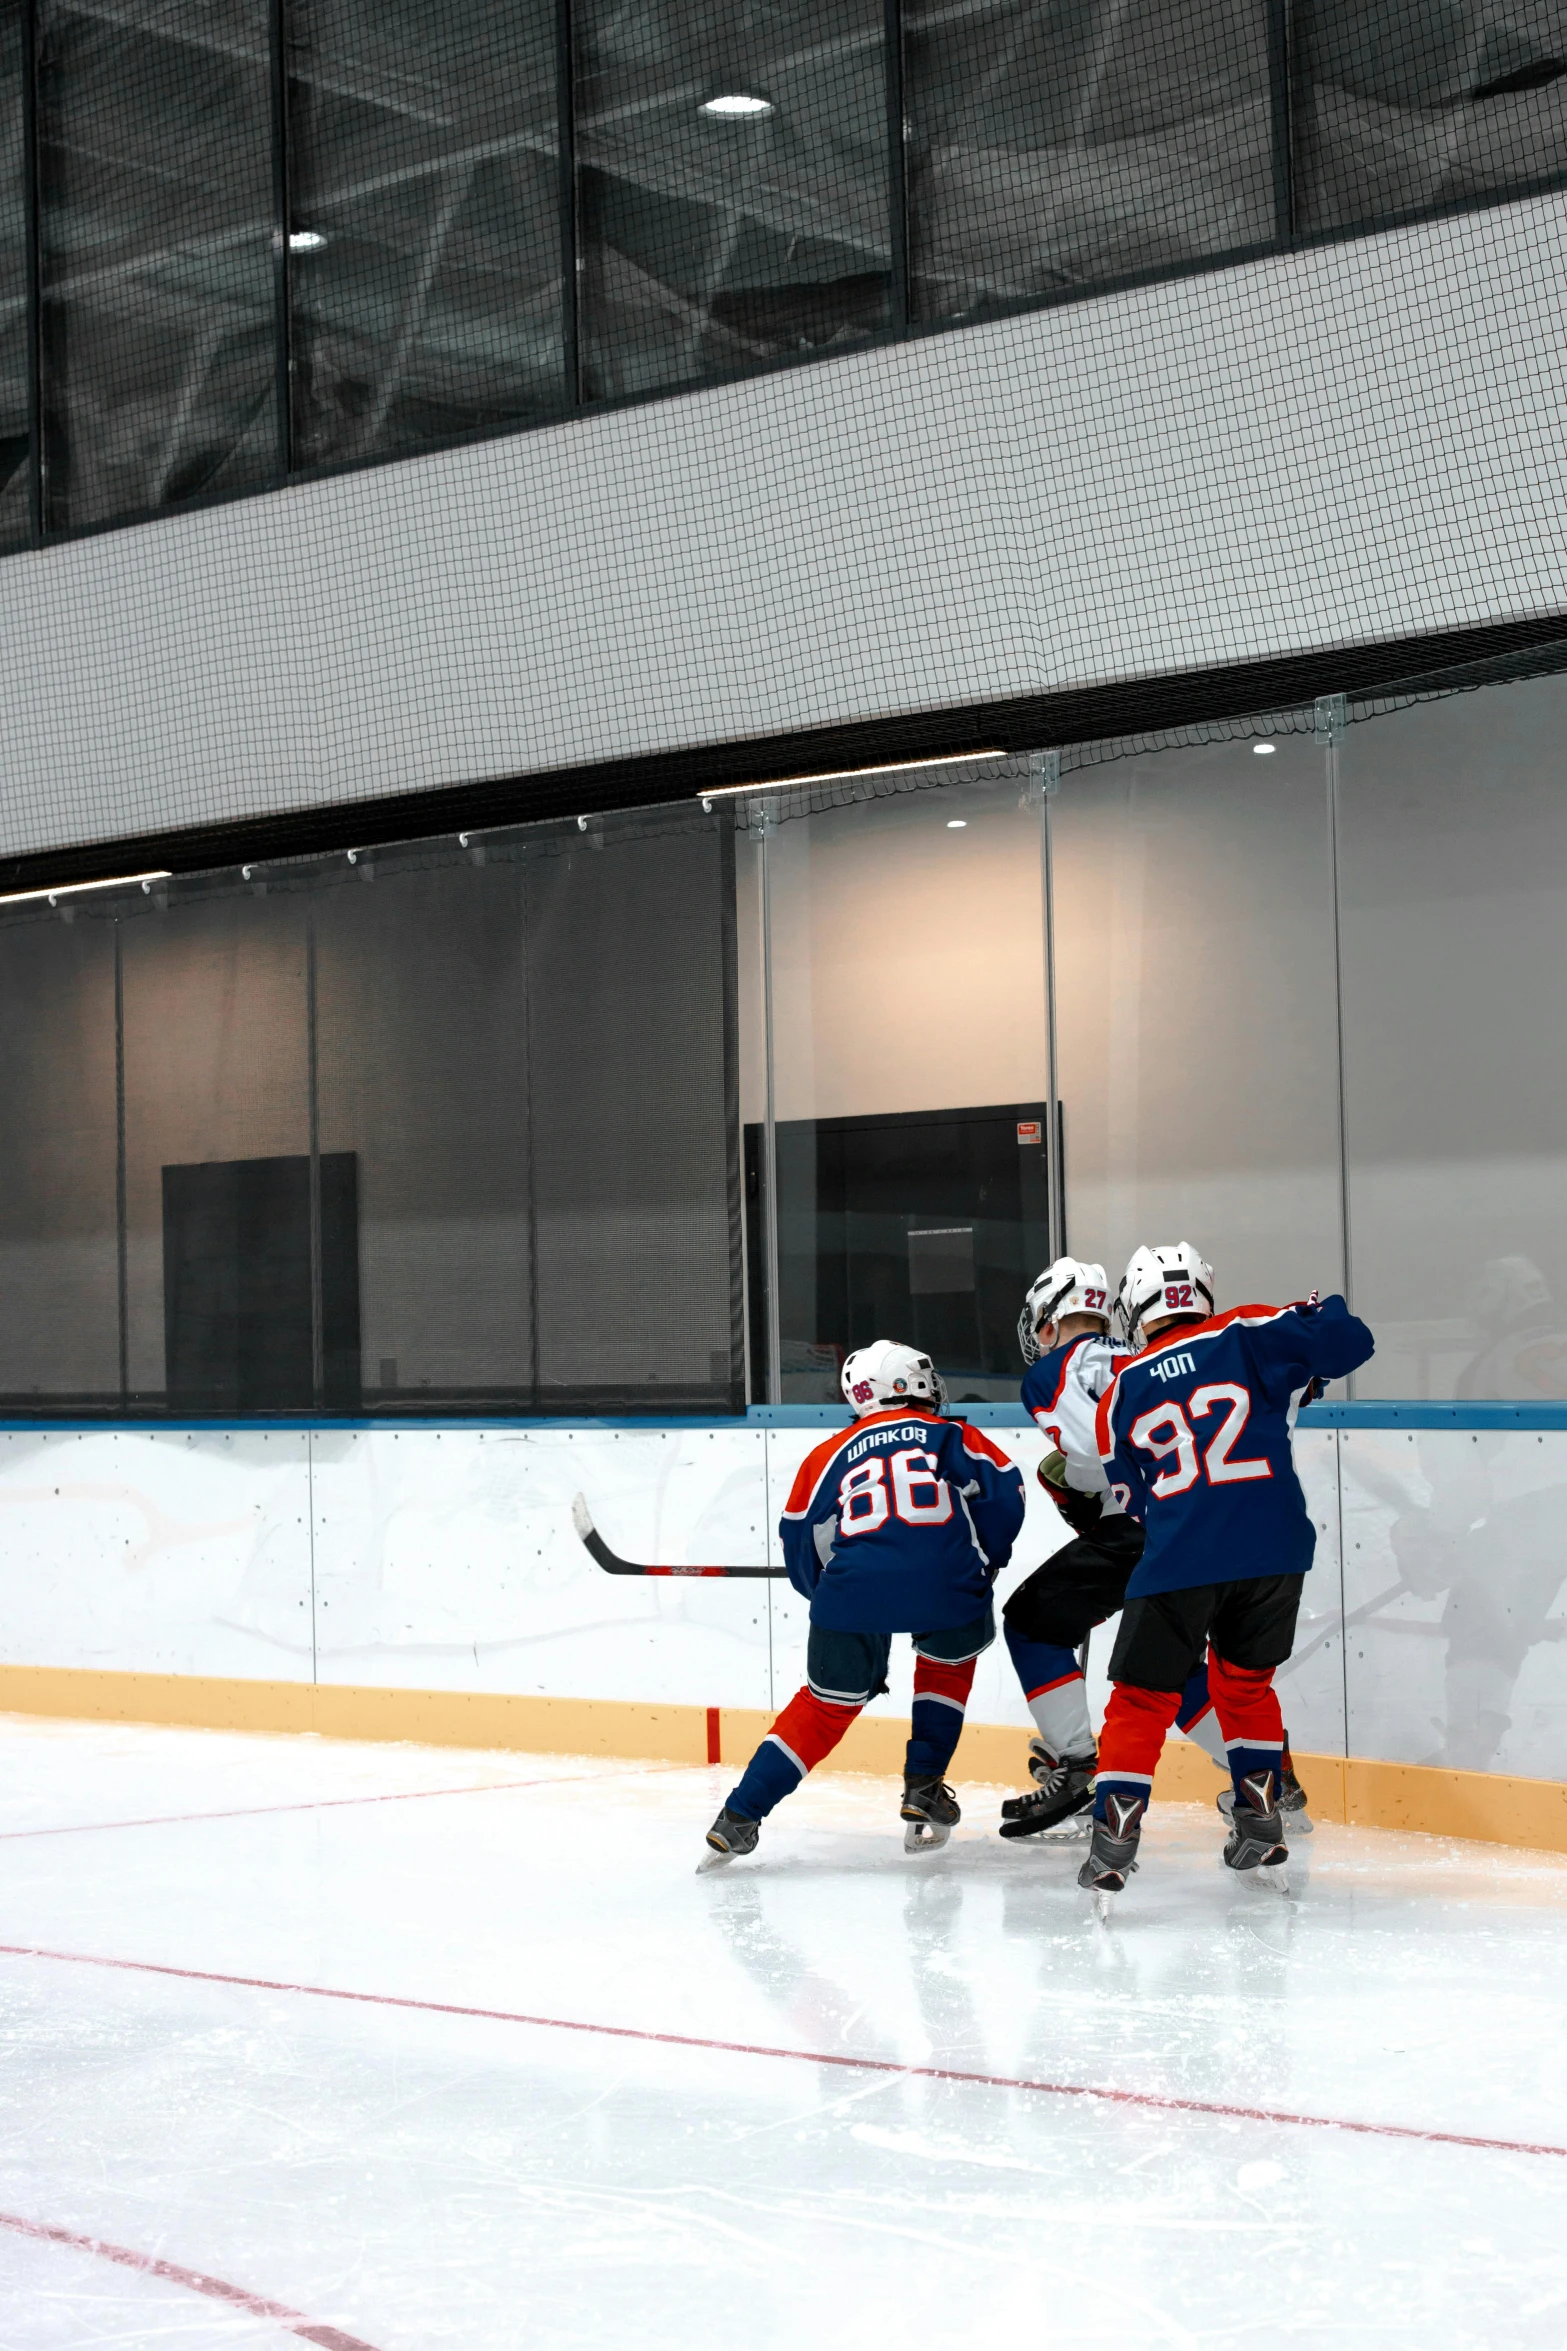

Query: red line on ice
left=0, top=1765, right=629, bottom=1842
left=4, top=1939, right=1564, bottom=2163
left=0, top=2207, right=380, bottom=2350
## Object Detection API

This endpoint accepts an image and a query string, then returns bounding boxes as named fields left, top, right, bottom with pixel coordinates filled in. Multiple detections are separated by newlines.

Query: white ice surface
left=3, top=1716, right=1566, bottom=2349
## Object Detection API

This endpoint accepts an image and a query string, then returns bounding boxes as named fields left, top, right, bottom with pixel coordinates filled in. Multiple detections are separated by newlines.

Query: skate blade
left=1283, top=1808, right=1315, bottom=1836
left=1089, top=1887, right=1118, bottom=1923
left=904, top=1820, right=952, bottom=1853
left=696, top=1846, right=734, bottom=1874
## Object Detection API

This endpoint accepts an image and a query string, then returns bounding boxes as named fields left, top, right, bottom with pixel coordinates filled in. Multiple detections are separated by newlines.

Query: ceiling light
left=700, top=92, right=773, bottom=117
left=1253, top=741, right=1276, bottom=755
left=699, top=749, right=1007, bottom=806
left=289, top=229, right=328, bottom=253
left=947, top=819, right=967, bottom=829
left=0, top=869, right=171, bottom=909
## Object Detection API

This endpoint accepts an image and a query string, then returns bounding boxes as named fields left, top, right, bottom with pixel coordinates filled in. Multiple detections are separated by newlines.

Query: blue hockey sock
left=725, top=1737, right=804, bottom=1822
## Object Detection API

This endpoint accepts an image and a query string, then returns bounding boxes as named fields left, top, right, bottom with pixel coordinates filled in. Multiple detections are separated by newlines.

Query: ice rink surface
left=3, top=1718, right=1566, bottom=2350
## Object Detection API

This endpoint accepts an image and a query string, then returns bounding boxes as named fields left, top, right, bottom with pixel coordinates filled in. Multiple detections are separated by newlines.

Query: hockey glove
left=1038, top=1450, right=1105, bottom=1539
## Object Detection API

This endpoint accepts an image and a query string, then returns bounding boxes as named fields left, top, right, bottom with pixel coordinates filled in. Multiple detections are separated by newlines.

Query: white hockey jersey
left=1020, top=1332, right=1128, bottom=1515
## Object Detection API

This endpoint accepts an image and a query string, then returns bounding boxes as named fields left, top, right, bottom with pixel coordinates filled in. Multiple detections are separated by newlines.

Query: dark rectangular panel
left=574, top=0, right=890, bottom=401
left=749, top=1102, right=1051, bottom=1401
left=287, top=0, right=565, bottom=469
left=904, top=0, right=1277, bottom=324
left=1293, top=0, right=1567, bottom=233
left=0, top=1, right=28, bottom=549
left=161, top=1151, right=359, bottom=1412
left=36, top=0, right=276, bottom=532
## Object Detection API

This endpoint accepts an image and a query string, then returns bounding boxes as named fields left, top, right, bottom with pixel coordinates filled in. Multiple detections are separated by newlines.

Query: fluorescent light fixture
left=1253, top=741, right=1276, bottom=755
left=700, top=92, right=773, bottom=116
left=699, top=749, right=1007, bottom=806
left=947, top=819, right=967, bottom=828
left=289, top=229, right=328, bottom=253
left=0, top=869, right=171, bottom=909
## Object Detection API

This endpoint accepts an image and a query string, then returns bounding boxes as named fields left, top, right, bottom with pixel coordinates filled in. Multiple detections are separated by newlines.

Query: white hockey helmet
left=841, top=1340, right=948, bottom=1419
left=1017, top=1257, right=1112, bottom=1365
left=1117, top=1243, right=1215, bottom=1349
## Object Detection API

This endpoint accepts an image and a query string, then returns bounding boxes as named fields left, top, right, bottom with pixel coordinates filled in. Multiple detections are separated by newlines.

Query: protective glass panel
left=1293, top=0, right=1567, bottom=233
left=1339, top=676, right=1567, bottom=1400
left=905, top=0, right=1278, bottom=323
left=1053, top=732, right=1344, bottom=1318
left=36, top=0, right=276, bottom=533
left=750, top=770, right=1051, bottom=1405
left=119, top=892, right=311, bottom=1412
left=0, top=909, right=119, bottom=1403
left=527, top=813, right=743, bottom=1410
left=0, top=1, right=29, bottom=551
left=288, top=0, right=565, bottom=471
left=574, top=0, right=890, bottom=401
left=312, top=852, right=532, bottom=1410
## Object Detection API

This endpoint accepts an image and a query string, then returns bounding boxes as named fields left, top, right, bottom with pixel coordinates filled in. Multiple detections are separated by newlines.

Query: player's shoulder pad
left=952, top=1419, right=1016, bottom=1470
left=782, top=1423, right=861, bottom=1517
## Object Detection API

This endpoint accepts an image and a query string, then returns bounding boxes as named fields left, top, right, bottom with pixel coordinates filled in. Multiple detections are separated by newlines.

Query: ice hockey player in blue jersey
left=702, top=1340, right=1026, bottom=1868
left=1079, top=1244, right=1374, bottom=1906
left=999, top=1257, right=1230, bottom=1841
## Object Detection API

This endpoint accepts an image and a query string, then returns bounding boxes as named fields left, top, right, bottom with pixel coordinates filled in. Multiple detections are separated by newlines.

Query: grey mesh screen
left=0, top=0, right=26, bottom=552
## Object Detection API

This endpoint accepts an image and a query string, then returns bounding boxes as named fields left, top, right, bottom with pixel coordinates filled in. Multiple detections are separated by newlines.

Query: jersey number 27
left=1128, top=1383, right=1272, bottom=1497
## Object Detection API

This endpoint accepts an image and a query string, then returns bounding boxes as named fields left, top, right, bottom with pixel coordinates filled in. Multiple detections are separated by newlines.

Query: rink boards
left=0, top=1415, right=1564, bottom=1846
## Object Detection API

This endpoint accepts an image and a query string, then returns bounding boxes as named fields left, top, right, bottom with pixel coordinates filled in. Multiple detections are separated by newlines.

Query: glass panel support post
left=1316, top=693, right=1354, bottom=1378
left=751, top=796, right=783, bottom=1405
left=1026, top=749, right=1064, bottom=1260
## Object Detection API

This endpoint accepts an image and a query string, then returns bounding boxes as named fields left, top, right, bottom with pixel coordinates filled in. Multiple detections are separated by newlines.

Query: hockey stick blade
left=570, top=1494, right=783, bottom=1579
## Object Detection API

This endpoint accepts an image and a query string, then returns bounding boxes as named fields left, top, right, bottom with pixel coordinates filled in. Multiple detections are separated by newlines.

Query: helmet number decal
left=1129, top=1384, right=1272, bottom=1494
left=1163, top=1284, right=1194, bottom=1310
left=1083, top=1288, right=1107, bottom=1311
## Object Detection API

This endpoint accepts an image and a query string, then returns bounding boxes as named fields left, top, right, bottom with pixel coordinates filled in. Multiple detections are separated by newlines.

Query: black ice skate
left=999, top=1746, right=1096, bottom=1841
left=901, top=1774, right=961, bottom=1852
left=698, top=1807, right=760, bottom=1872
left=1077, top=1793, right=1144, bottom=1916
left=1217, top=1734, right=1313, bottom=1835
left=1221, top=1770, right=1290, bottom=1891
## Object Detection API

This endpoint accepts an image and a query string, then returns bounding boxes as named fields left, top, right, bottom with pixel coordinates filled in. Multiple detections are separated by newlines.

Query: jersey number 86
left=839, top=1449, right=954, bottom=1533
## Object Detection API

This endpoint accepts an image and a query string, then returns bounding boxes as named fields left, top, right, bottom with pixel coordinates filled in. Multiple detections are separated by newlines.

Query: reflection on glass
left=288, top=0, right=566, bottom=470
left=0, top=2, right=29, bottom=549
left=37, top=0, right=277, bottom=531
left=904, top=0, right=1277, bottom=322
left=1293, top=0, right=1567, bottom=232
left=747, top=770, right=1050, bottom=1403
left=1053, top=733, right=1343, bottom=1314
left=1339, top=676, right=1567, bottom=1399
left=574, top=0, right=890, bottom=401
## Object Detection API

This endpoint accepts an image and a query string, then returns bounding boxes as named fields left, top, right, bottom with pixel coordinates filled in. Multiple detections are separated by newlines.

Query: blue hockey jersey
left=780, top=1408, right=1026, bottom=1631
left=1095, top=1296, right=1374, bottom=1597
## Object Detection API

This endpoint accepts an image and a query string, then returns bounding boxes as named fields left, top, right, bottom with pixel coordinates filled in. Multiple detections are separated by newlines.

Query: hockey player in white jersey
left=998, top=1254, right=1229, bottom=1838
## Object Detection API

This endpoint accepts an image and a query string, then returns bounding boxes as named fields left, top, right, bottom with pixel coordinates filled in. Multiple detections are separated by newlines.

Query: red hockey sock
left=1208, top=1650, right=1285, bottom=1748
left=767, top=1685, right=863, bottom=1775
left=1096, top=1681, right=1183, bottom=1788
left=912, top=1655, right=978, bottom=1708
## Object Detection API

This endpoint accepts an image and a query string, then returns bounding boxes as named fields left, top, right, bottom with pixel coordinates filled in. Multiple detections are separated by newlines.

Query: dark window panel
left=0, top=1, right=28, bottom=550
left=35, top=0, right=276, bottom=534
left=574, top=0, right=891, bottom=402
left=287, top=0, right=565, bottom=471
left=1294, top=1, right=1567, bottom=233
left=905, top=0, right=1277, bottom=324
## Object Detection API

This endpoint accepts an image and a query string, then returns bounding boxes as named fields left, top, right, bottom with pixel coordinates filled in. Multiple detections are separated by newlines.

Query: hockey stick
left=571, top=1495, right=785, bottom=1579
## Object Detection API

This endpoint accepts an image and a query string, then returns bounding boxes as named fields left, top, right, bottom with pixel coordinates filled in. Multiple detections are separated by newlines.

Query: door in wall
left=161, top=1153, right=361, bottom=1412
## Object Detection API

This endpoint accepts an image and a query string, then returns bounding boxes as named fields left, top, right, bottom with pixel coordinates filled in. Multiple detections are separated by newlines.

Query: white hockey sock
left=1028, top=1677, right=1095, bottom=1761
left=1179, top=1702, right=1228, bottom=1769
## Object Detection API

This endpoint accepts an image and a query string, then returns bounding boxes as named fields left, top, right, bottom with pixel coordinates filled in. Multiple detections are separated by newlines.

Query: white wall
left=3, top=196, right=1567, bottom=861
left=2, top=1418, right=1561, bottom=1781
